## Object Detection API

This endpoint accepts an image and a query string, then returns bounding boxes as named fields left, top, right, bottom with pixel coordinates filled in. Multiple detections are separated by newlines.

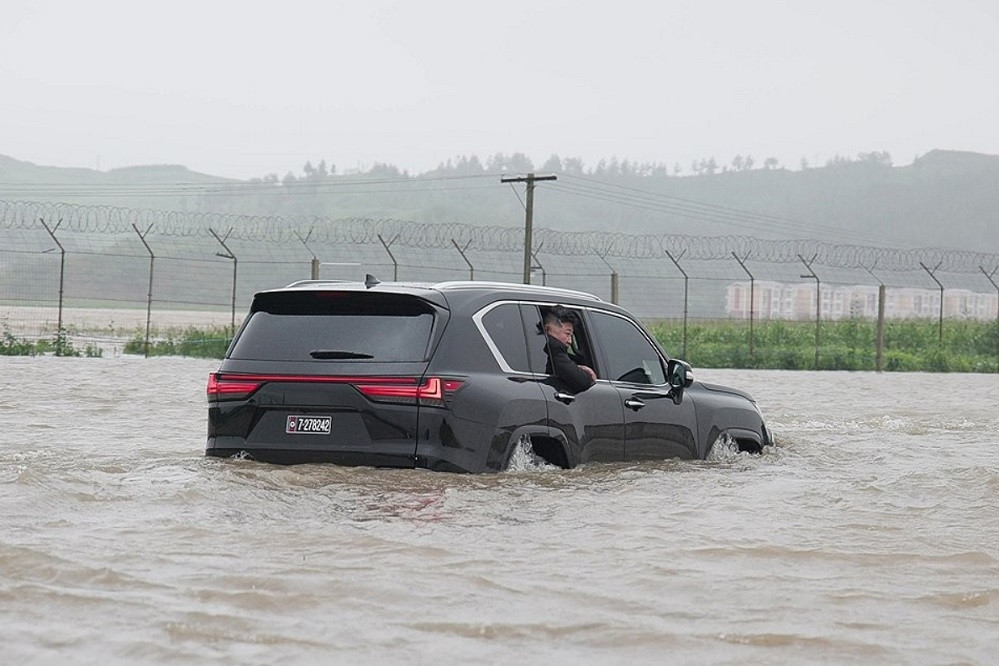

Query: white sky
left=2, top=0, right=997, bottom=180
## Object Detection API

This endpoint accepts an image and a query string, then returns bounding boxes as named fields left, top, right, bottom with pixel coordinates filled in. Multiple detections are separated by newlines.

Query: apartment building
left=726, top=281, right=998, bottom=321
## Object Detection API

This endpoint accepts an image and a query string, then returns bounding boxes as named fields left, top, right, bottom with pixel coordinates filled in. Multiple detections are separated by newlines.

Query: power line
left=551, top=175, right=903, bottom=247
left=0, top=170, right=969, bottom=253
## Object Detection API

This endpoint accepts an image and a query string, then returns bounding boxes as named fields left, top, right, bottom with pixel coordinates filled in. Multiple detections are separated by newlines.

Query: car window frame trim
left=473, top=299, right=617, bottom=383
left=579, top=307, right=673, bottom=389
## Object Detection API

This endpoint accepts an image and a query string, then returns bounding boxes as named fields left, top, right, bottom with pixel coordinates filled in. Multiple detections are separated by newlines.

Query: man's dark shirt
left=544, top=334, right=595, bottom=393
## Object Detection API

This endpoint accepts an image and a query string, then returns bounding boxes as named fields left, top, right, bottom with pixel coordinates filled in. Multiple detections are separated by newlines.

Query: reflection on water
left=1, top=358, right=997, bottom=664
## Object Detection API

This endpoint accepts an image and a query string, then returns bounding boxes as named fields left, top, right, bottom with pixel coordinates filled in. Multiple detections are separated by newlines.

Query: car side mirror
left=666, top=359, right=694, bottom=404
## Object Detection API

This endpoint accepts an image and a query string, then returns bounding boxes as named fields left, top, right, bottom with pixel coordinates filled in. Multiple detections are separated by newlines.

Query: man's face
left=550, top=320, right=573, bottom=345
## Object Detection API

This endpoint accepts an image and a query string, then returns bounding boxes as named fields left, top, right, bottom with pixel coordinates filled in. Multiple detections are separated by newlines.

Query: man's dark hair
left=543, top=305, right=578, bottom=328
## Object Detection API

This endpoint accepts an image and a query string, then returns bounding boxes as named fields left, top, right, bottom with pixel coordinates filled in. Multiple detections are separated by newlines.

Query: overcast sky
left=2, top=0, right=997, bottom=180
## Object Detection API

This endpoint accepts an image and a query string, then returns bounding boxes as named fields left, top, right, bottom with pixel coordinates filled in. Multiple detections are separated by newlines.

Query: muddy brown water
left=2, top=357, right=997, bottom=664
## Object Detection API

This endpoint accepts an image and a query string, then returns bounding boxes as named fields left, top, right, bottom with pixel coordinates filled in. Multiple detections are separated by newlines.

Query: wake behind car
left=206, top=278, right=773, bottom=472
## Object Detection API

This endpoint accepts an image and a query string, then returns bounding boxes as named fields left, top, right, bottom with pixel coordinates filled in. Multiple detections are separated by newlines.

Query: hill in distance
left=1, top=150, right=997, bottom=254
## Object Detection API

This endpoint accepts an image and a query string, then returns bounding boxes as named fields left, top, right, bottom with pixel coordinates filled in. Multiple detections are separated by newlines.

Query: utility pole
left=501, top=172, right=557, bottom=284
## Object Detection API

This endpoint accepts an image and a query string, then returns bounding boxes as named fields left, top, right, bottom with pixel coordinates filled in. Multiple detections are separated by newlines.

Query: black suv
left=207, top=279, right=772, bottom=472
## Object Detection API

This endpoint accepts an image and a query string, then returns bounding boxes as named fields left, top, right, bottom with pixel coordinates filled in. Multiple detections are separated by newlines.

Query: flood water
left=1, top=357, right=997, bottom=665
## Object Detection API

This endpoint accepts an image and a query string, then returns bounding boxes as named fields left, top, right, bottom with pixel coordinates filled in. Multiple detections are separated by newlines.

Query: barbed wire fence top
left=1, top=199, right=997, bottom=364
left=4, top=198, right=997, bottom=267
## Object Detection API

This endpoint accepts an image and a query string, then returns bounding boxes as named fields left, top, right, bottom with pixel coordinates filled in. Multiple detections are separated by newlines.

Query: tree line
left=253, top=150, right=897, bottom=185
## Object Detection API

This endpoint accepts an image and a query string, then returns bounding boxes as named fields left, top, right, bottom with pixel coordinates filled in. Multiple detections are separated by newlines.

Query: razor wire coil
left=2, top=199, right=996, bottom=273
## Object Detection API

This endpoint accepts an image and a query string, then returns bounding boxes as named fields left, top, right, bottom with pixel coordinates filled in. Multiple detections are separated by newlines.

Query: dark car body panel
left=537, top=379, right=627, bottom=464
left=616, top=384, right=699, bottom=460
left=207, top=280, right=771, bottom=472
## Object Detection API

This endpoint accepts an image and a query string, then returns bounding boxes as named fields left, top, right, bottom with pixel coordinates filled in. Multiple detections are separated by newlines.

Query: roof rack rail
left=430, top=280, right=603, bottom=302
left=283, top=279, right=356, bottom=288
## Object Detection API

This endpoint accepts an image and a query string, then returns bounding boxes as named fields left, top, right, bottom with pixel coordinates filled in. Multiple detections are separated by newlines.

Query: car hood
left=696, top=381, right=756, bottom=404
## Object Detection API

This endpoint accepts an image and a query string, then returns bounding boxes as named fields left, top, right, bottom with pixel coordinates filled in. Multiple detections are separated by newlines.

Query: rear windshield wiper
left=309, top=350, right=375, bottom=359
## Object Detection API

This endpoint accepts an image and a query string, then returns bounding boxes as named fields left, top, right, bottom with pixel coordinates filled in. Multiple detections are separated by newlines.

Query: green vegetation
left=106, top=318, right=999, bottom=373
left=1, top=327, right=37, bottom=355
left=124, top=326, right=232, bottom=358
left=1, top=326, right=103, bottom=357
left=648, top=318, right=999, bottom=373
left=5, top=318, right=997, bottom=372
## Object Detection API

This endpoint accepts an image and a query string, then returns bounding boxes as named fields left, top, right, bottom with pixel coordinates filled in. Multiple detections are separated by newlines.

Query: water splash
left=706, top=433, right=743, bottom=462
left=504, top=436, right=558, bottom=472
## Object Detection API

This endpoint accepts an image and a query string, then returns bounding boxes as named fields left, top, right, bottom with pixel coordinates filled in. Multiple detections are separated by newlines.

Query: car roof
left=267, top=278, right=604, bottom=306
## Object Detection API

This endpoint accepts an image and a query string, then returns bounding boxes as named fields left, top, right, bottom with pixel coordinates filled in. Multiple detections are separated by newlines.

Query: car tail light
left=355, top=376, right=464, bottom=407
left=207, top=373, right=265, bottom=400
left=206, top=373, right=463, bottom=405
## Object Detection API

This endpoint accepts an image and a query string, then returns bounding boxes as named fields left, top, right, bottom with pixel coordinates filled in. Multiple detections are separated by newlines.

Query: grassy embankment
left=647, top=319, right=998, bottom=373
left=4, top=320, right=997, bottom=372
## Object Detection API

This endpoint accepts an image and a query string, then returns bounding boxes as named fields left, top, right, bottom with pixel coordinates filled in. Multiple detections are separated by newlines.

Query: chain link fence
left=2, top=200, right=997, bottom=369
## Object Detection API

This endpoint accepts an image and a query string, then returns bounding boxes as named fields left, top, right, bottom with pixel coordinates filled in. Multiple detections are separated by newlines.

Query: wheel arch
left=707, top=426, right=765, bottom=457
left=501, top=425, right=573, bottom=470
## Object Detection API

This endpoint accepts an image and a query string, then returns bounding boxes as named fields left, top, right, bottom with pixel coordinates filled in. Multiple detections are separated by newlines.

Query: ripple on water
left=2, top=360, right=998, bottom=664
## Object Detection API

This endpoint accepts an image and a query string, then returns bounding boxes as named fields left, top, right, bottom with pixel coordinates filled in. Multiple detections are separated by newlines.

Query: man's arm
left=546, top=336, right=596, bottom=392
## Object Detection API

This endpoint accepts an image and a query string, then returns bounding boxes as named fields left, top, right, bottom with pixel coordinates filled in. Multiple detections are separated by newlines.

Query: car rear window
left=228, top=291, right=437, bottom=362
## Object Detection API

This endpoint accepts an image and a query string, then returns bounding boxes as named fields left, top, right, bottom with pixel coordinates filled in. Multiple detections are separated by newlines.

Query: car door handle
left=624, top=398, right=645, bottom=411
left=554, top=391, right=576, bottom=404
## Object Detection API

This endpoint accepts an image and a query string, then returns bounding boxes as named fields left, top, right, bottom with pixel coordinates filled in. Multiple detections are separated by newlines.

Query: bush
left=125, top=326, right=232, bottom=358
left=1, top=328, right=38, bottom=356
left=0, top=326, right=102, bottom=357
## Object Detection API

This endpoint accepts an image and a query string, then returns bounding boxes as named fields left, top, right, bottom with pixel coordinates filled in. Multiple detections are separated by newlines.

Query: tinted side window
left=229, top=292, right=435, bottom=362
left=479, top=303, right=531, bottom=372
left=589, top=312, right=666, bottom=385
left=522, top=304, right=550, bottom=374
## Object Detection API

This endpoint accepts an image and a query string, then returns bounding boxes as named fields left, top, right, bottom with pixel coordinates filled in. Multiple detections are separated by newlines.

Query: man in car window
left=542, top=306, right=597, bottom=392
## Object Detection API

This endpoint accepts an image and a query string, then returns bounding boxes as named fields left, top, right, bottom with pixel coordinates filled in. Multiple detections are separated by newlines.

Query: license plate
left=286, top=415, right=332, bottom=435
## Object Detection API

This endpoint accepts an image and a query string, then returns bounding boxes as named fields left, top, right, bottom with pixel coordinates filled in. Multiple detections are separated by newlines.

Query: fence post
left=39, top=218, right=67, bottom=354
left=920, top=261, right=945, bottom=344
left=378, top=233, right=399, bottom=281
left=451, top=239, right=474, bottom=280
left=294, top=226, right=318, bottom=279
left=864, top=264, right=886, bottom=372
left=877, top=285, right=886, bottom=371
left=981, top=266, right=999, bottom=373
left=597, top=251, right=618, bottom=304
left=530, top=243, right=547, bottom=286
left=799, top=254, right=821, bottom=369
left=732, top=252, right=755, bottom=357
left=209, top=228, right=238, bottom=335
left=131, top=223, right=155, bottom=357
left=663, top=248, right=689, bottom=359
